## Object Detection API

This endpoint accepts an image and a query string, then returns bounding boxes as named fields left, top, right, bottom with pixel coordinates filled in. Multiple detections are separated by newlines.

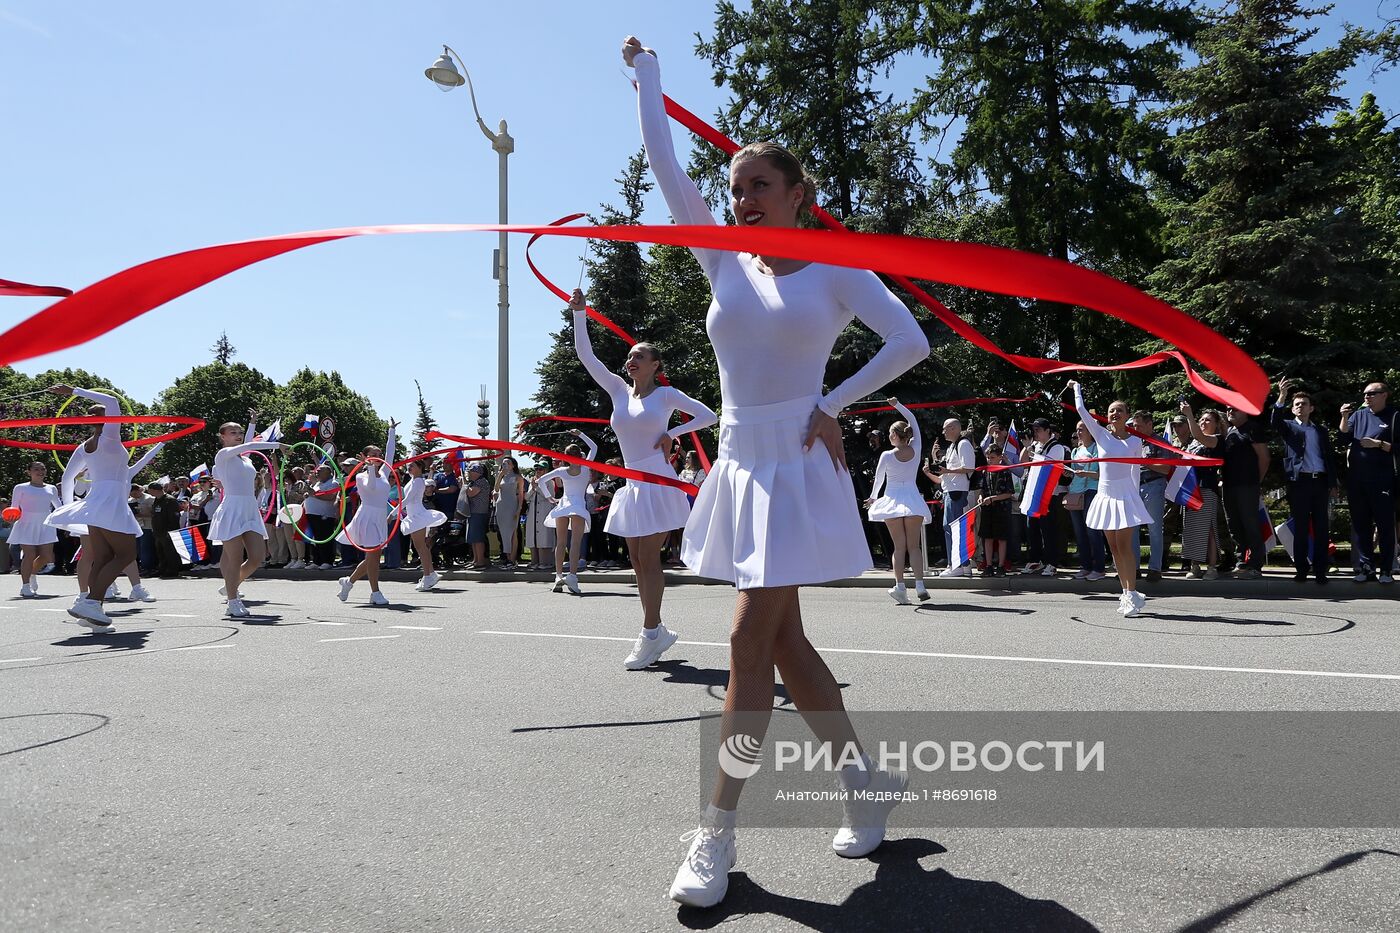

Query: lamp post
left=425, top=45, right=513, bottom=441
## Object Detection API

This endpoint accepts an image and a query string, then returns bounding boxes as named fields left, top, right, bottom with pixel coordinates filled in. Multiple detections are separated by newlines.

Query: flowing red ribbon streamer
left=0, top=415, right=205, bottom=450
left=0, top=223, right=1267, bottom=414
left=427, top=430, right=700, bottom=497
left=656, top=92, right=1254, bottom=406
left=0, top=277, right=72, bottom=298
left=525, top=213, right=715, bottom=471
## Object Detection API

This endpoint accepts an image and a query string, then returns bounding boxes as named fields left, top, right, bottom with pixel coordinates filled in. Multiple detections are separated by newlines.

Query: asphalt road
left=2, top=575, right=1397, bottom=933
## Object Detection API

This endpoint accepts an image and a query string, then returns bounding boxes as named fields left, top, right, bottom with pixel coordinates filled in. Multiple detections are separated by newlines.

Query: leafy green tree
left=275, top=368, right=388, bottom=464
left=1147, top=0, right=1394, bottom=405
left=906, top=0, right=1197, bottom=369
left=154, top=363, right=278, bottom=473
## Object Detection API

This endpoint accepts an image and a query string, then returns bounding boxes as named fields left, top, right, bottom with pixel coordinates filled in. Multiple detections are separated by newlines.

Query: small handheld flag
left=170, top=526, right=208, bottom=564
left=1004, top=420, right=1021, bottom=457
left=948, top=507, right=977, bottom=568
left=1258, top=500, right=1277, bottom=551
left=188, top=463, right=209, bottom=482
left=251, top=419, right=282, bottom=444
left=1020, top=461, right=1065, bottom=518
left=300, top=414, right=320, bottom=434
left=1165, top=465, right=1203, bottom=510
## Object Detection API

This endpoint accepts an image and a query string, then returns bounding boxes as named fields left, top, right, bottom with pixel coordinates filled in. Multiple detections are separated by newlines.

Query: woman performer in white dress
left=570, top=288, right=719, bottom=668
left=10, top=461, right=61, bottom=598
left=209, top=410, right=286, bottom=618
left=56, top=439, right=164, bottom=605
left=523, top=464, right=557, bottom=569
left=400, top=456, right=447, bottom=591
left=1069, top=381, right=1153, bottom=616
left=42, top=385, right=147, bottom=631
left=625, top=38, right=931, bottom=908
left=864, top=398, right=932, bottom=604
left=336, top=420, right=399, bottom=606
left=534, top=430, right=598, bottom=596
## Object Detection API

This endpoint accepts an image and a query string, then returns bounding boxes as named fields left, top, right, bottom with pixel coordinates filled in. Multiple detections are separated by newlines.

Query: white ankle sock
left=642, top=627, right=659, bottom=639
left=702, top=803, right=737, bottom=830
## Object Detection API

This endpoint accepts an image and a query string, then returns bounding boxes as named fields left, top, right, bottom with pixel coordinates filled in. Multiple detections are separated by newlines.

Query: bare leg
left=412, top=530, right=436, bottom=576
left=367, top=550, right=381, bottom=593
left=553, top=518, right=569, bottom=576
left=75, top=537, right=91, bottom=592
left=626, top=531, right=670, bottom=630
left=569, top=518, right=586, bottom=571
left=1104, top=527, right=1137, bottom=593
left=220, top=537, right=246, bottom=598
left=885, top=519, right=907, bottom=585
left=236, top=532, right=266, bottom=587
left=904, top=517, right=926, bottom=581
left=87, top=528, right=136, bottom=606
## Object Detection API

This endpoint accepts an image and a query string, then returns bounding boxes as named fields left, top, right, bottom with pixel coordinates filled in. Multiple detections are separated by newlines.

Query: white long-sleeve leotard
left=869, top=402, right=923, bottom=499
left=634, top=52, right=929, bottom=417
left=573, top=308, right=718, bottom=466
left=1073, top=385, right=1140, bottom=494
left=537, top=433, right=599, bottom=509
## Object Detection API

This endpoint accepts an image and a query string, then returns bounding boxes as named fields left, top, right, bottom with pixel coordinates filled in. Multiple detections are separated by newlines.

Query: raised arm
left=72, top=386, right=119, bottom=416
left=665, top=387, right=719, bottom=438
left=218, top=440, right=283, bottom=460
left=577, top=431, right=599, bottom=463
left=820, top=271, right=930, bottom=416
left=891, top=400, right=922, bottom=458
left=127, top=442, right=164, bottom=480
left=630, top=48, right=722, bottom=278
left=573, top=308, right=628, bottom=395
left=382, top=424, right=397, bottom=480
left=1072, top=383, right=1114, bottom=449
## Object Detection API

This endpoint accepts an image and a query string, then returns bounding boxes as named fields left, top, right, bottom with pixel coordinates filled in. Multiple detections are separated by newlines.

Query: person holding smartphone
left=1339, top=382, right=1396, bottom=583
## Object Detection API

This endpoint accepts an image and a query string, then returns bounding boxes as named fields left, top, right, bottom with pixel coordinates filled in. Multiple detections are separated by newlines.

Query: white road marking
left=309, top=620, right=350, bottom=626
left=389, top=625, right=442, bottom=631
left=319, top=635, right=401, bottom=643
left=157, top=613, right=199, bottom=619
left=476, top=630, right=1400, bottom=682
left=0, top=657, right=41, bottom=663
left=34, top=608, right=70, bottom=613
left=172, top=644, right=235, bottom=651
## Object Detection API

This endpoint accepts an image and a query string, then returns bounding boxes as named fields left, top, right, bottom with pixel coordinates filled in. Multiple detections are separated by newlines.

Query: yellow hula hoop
left=49, top=389, right=142, bottom=471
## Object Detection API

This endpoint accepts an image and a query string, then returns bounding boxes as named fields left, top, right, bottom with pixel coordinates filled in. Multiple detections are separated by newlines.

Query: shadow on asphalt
left=915, top=603, right=1035, bottom=615
left=676, top=837, right=1100, bottom=932
left=53, top=630, right=151, bottom=651
left=0, top=712, right=111, bottom=758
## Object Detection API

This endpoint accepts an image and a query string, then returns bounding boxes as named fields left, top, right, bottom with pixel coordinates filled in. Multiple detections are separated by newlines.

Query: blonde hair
left=889, top=420, right=914, bottom=443
left=732, top=142, right=817, bottom=212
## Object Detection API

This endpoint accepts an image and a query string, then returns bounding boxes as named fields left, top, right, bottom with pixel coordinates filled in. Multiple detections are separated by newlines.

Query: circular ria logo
left=717, top=733, right=763, bottom=779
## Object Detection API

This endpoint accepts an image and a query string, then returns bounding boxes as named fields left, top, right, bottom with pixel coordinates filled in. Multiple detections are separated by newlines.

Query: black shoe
left=1293, top=572, right=1309, bottom=582
left=1145, top=569, right=1162, bottom=582
left=1316, top=575, right=1328, bottom=585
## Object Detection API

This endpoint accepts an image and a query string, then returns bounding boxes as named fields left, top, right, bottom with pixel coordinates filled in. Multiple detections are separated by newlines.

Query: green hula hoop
left=50, top=389, right=141, bottom=471
left=279, top=439, right=347, bottom=544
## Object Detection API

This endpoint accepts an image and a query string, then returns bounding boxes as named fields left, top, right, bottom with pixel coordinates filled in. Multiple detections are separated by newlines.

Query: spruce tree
left=411, top=380, right=439, bottom=457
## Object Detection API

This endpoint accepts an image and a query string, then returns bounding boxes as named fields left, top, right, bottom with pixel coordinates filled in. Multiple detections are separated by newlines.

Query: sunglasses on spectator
left=1363, top=390, right=1386, bottom=397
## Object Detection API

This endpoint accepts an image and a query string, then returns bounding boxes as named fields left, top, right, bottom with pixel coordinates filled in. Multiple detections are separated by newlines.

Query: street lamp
left=425, top=44, right=514, bottom=442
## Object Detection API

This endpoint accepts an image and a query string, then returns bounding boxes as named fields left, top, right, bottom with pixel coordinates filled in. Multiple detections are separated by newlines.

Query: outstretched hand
left=804, top=408, right=847, bottom=473
left=621, top=36, right=655, bottom=67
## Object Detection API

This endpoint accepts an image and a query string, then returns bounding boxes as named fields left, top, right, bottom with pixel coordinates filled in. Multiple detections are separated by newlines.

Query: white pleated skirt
left=337, top=503, right=391, bottom=550
left=11, top=513, right=60, bottom=545
left=400, top=504, right=447, bottom=535
left=1087, top=482, right=1154, bottom=531
left=682, top=395, right=872, bottom=590
left=209, top=494, right=269, bottom=544
left=867, top=481, right=932, bottom=523
left=546, top=494, right=592, bottom=530
left=605, top=452, right=691, bottom=538
left=46, top=480, right=140, bottom=537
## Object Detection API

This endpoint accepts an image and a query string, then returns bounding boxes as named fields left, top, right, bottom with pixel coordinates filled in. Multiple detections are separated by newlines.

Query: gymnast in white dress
left=42, top=385, right=146, bottom=631
left=337, top=420, right=399, bottom=606
left=570, top=288, right=718, bottom=669
left=534, top=429, right=599, bottom=596
left=9, top=460, right=61, bottom=599
left=400, top=456, right=447, bottom=592
left=626, top=37, right=931, bottom=908
left=864, top=398, right=932, bottom=604
left=1069, top=380, right=1153, bottom=616
left=209, top=410, right=286, bottom=619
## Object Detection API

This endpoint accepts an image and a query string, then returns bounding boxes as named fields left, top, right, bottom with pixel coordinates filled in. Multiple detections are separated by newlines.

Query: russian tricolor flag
left=949, top=508, right=977, bottom=568
left=1005, top=421, right=1021, bottom=457
left=1274, top=517, right=1320, bottom=562
left=169, top=526, right=208, bottom=564
left=1257, top=501, right=1277, bottom=551
left=446, top=448, right=467, bottom=476
left=1020, top=462, right=1065, bottom=518
left=251, top=419, right=282, bottom=444
left=300, top=414, right=320, bottom=434
left=188, top=463, right=209, bottom=482
left=1165, top=465, right=1203, bottom=510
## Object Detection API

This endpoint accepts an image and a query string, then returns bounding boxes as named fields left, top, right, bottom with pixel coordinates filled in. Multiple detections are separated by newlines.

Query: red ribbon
left=0, top=277, right=72, bottom=298
left=0, top=221, right=1267, bottom=415
left=0, top=416, right=205, bottom=450
left=655, top=92, right=1258, bottom=409
left=426, top=430, right=700, bottom=497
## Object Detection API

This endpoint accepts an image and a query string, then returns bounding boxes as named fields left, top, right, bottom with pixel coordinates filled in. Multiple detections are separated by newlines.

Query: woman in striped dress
left=1179, top=403, right=1223, bottom=580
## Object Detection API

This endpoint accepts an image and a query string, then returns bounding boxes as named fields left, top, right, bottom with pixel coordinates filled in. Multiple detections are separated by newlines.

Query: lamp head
left=425, top=48, right=465, bottom=91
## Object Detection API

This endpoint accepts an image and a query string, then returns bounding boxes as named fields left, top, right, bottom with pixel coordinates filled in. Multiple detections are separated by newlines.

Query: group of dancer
left=4, top=34, right=1178, bottom=911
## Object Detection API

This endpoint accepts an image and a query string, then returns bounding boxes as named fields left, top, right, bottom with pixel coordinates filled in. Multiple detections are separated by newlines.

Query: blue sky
left=2, top=1, right=1395, bottom=438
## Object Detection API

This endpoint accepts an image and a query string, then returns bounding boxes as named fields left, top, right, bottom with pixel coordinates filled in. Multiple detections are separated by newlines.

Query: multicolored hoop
left=278, top=440, right=346, bottom=545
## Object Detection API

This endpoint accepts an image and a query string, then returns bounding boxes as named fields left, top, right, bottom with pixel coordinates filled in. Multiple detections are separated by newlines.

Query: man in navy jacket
left=1271, top=379, right=1337, bottom=583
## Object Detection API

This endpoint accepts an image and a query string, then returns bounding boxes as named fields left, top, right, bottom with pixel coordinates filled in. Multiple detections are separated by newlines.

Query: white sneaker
left=105, top=583, right=122, bottom=600
left=1128, top=590, right=1146, bottom=610
left=19, top=583, right=34, bottom=598
left=624, top=625, right=679, bottom=670
left=38, top=562, right=54, bottom=575
left=1086, top=571, right=1106, bottom=582
left=832, top=766, right=910, bottom=857
left=337, top=577, right=353, bottom=602
left=417, top=572, right=440, bottom=591
left=66, top=598, right=114, bottom=631
left=565, top=573, right=581, bottom=595
left=939, top=566, right=967, bottom=579
left=552, top=574, right=565, bottom=593
left=218, top=585, right=245, bottom=599
left=286, top=560, right=304, bottom=570
left=888, top=584, right=909, bottom=605
left=226, top=598, right=250, bottom=619
left=1041, top=565, right=1057, bottom=576
left=128, top=584, right=155, bottom=603
left=1021, top=562, right=1042, bottom=574
left=669, top=807, right=737, bottom=908
left=915, top=583, right=930, bottom=601
left=370, top=591, right=389, bottom=606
